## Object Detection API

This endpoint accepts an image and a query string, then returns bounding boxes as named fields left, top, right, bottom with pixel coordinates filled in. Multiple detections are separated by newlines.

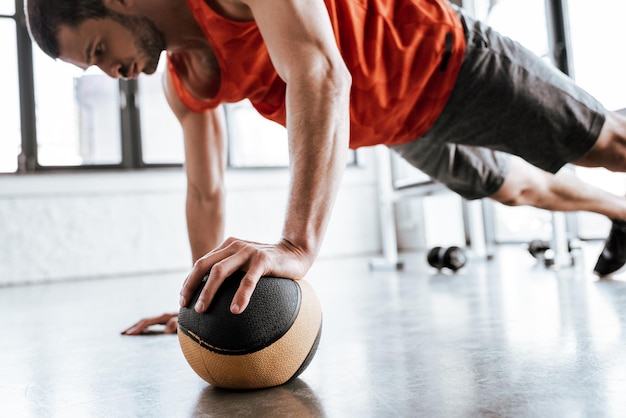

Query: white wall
left=0, top=148, right=383, bottom=286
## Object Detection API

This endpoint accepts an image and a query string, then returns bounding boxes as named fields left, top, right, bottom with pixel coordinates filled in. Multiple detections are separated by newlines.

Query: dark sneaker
left=594, top=219, right=626, bottom=276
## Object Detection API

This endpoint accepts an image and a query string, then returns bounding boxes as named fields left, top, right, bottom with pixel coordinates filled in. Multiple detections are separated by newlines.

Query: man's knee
left=489, top=158, right=546, bottom=207
left=491, top=180, right=531, bottom=207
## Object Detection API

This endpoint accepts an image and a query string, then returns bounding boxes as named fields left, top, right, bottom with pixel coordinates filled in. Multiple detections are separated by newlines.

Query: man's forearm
left=281, top=65, right=352, bottom=264
left=186, top=190, right=225, bottom=263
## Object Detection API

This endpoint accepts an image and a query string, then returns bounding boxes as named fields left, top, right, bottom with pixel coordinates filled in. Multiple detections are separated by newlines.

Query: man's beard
left=112, top=12, right=166, bottom=75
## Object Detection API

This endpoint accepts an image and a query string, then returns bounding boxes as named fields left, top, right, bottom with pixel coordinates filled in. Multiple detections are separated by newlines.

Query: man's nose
left=99, top=62, right=123, bottom=79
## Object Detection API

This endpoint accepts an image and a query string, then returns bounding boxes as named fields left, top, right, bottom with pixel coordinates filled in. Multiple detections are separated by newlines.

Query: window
left=33, top=51, right=122, bottom=167
left=483, top=0, right=549, bottom=59
left=566, top=0, right=626, bottom=239
left=137, top=54, right=185, bottom=165
left=0, top=0, right=14, bottom=14
left=4, top=4, right=185, bottom=173
left=0, top=16, right=20, bottom=173
left=225, top=100, right=290, bottom=168
left=5, top=0, right=356, bottom=174
left=225, top=100, right=357, bottom=168
left=568, top=1, right=626, bottom=110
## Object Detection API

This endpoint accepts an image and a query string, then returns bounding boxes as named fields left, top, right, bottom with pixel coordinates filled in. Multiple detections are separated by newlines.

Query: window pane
left=137, top=55, right=184, bottom=164
left=484, top=0, right=549, bottom=58
left=226, top=100, right=289, bottom=168
left=567, top=0, right=626, bottom=239
left=0, top=18, right=20, bottom=173
left=0, top=0, right=14, bottom=15
left=33, top=47, right=122, bottom=166
left=568, top=1, right=626, bottom=111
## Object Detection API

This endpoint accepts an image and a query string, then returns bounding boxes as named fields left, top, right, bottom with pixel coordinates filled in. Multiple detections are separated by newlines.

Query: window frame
left=7, top=0, right=182, bottom=174
left=4, top=0, right=568, bottom=175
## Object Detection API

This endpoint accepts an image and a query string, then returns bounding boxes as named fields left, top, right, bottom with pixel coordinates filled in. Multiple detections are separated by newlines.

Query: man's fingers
left=121, top=321, right=145, bottom=335
left=180, top=244, right=235, bottom=307
left=231, top=269, right=263, bottom=314
left=194, top=255, right=248, bottom=312
left=181, top=238, right=299, bottom=315
left=122, top=320, right=154, bottom=335
left=164, top=317, right=178, bottom=334
left=180, top=257, right=213, bottom=307
left=121, top=313, right=178, bottom=336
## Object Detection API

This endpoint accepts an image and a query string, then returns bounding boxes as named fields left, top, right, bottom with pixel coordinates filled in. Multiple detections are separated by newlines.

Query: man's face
left=57, top=14, right=165, bottom=79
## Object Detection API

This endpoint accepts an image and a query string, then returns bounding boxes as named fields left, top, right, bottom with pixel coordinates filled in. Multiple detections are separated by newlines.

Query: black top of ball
left=178, top=271, right=302, bottom=355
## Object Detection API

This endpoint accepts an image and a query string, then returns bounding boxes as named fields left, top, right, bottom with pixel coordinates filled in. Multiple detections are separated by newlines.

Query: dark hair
left=25, top=0, right=109, bottom=58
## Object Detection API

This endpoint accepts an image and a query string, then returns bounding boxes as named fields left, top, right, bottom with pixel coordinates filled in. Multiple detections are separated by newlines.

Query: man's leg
left=492, top=150, right=626, bottom=276
left=404, top=8, right=626, bottom=274
left=491, top=155, right=626, bottom=219
left=393, top=136, right=626, bottom=276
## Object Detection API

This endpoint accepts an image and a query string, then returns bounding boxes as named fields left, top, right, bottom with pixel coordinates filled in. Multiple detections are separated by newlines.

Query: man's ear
left=102, top=0, right=134, bottom=13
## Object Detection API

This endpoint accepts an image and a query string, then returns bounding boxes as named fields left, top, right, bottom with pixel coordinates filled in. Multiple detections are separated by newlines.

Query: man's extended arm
left=180, top=0, right=352, bottom=314
left=161, top=68, right=227, bottom=261
left=121, top=70, right=226, bottom=335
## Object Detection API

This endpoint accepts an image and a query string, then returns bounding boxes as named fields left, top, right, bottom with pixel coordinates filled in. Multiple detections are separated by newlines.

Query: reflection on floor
left=3, top=243, right=626, bottom=417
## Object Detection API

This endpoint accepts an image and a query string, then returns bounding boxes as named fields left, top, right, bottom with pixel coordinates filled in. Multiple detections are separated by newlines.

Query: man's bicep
left=163, top=69, right=191, bottom=122
left=163, top=70, right=227, bottom=195
left=242, top=0, right=344, bottom=83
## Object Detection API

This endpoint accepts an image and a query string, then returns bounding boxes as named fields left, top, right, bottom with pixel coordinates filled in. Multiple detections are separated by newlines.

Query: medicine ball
left=178, top=271, right=323, bottom=390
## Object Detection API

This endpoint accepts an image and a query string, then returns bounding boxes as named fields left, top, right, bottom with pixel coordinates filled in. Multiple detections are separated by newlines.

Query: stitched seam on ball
left=178, top=283, right=303, bottom=355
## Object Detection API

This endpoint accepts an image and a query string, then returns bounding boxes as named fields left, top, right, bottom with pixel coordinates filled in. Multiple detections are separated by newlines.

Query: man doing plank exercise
left=25, top=0, right=626, bottom=335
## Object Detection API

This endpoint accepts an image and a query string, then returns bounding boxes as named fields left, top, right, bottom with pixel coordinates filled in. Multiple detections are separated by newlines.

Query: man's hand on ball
left=121, top=313, right=179, bottom=335
left=180, top=237, right=312, bottom=315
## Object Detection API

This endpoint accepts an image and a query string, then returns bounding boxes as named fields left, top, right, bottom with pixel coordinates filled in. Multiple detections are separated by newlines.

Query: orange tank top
left=168, top=0, right=466, bottom=148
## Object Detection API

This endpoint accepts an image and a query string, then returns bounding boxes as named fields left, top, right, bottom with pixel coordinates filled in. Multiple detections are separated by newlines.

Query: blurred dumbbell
left=427, top=246, right=467, bottom=272
left=528, top=239, right=581, bottom=258
left=527, top=239, right=556, bottom=267
left=527, top=238, right=581, bottom=268
left=528, top=239, right=551, bottom=259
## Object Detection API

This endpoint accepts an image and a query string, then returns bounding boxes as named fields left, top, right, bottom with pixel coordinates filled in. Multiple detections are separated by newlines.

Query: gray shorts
left=392, top=7, right=606, bottom=200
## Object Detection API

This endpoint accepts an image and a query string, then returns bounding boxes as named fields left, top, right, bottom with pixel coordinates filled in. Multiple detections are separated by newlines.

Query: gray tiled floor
left=3, top=243, right=626, bottom=417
